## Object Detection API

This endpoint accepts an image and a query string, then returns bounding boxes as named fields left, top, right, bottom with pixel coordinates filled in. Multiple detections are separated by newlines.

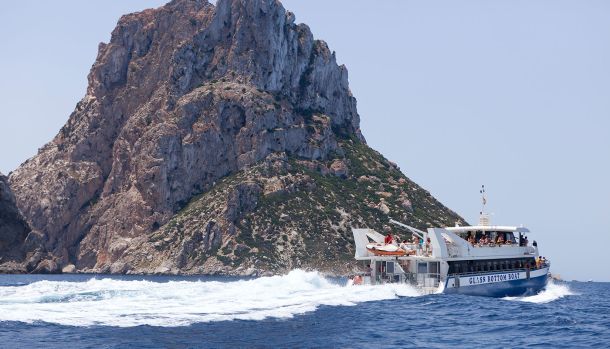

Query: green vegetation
left=149, top=138, right=464, bottom=274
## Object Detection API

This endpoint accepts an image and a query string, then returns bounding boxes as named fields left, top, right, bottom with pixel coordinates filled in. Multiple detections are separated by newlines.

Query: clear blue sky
left=1, top=0, right=609, bottom=281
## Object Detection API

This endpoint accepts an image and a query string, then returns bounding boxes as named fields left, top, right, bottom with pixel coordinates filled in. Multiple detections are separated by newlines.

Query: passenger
left=497, top=235, right=504, bottom=244
left=425, top=237, right=431, bottom=255
left=412, top=235, right=419, bottom=244
left=467, top=235, right=474, bottom=245
left=393, top=236, right=400, bottom=247
left=353, top=275, right=363, bottom=285
left=411, top=236, right=419, bottom=253
left=535, top=257, right=541, bottom=268
left=519, top=233, right=524, bottom=246
left=384, top=233, right=393, bottom=245
left=399, top=239, right=410, bottom=251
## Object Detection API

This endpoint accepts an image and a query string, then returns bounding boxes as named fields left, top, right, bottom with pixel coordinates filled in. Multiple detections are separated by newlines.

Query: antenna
left=479, top=185, right=490, bottom=226
left=480, top=184, right=487, bottom=214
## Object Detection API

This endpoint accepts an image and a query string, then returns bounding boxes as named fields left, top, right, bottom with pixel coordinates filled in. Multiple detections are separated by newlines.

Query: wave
left=0, top=270, right=421, bottom=327
left=503, top=281, right=575, bottom=304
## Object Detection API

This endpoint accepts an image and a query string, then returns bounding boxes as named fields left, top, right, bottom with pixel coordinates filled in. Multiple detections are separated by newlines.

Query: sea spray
left=503, top=281, right=575, bottom=303
left=0, top=272, right=574, bottom=327
left=0, top=270, right=420, bottom=327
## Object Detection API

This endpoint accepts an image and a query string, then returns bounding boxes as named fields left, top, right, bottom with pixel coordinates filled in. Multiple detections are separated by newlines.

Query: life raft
left=366, top=243, right=408, bottom=256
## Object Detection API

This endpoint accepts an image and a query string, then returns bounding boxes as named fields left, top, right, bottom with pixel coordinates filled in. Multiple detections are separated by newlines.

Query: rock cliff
left=5, top=0, right=464, bottom=275
left=0, top=173, right=30, bottom=272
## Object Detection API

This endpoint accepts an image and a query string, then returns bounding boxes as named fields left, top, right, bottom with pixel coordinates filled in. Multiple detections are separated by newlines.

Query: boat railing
left=403, top=272, right=440, bottom=288
left=397, top=243, right=431, bottom=257
left=468, top=242, right=536, bottom=251
left=470, top=242, right=518, bottom=248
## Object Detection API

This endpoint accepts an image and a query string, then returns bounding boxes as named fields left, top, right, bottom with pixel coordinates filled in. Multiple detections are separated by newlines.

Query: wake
left=503, top=281, right=575, bottom=304
left=0, top=270, right=421, bottom=327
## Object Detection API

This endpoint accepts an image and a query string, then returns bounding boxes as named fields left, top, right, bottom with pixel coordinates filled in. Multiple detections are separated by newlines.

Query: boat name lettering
left=467, top=272, right=520, bottom=285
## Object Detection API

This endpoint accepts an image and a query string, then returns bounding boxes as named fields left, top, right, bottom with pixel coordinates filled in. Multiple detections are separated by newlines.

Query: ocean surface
left=0, top=270, right=607, bottom=348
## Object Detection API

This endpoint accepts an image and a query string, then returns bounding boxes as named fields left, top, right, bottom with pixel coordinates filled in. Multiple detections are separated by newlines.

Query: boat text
left=467, top=272, right=521, bottom=285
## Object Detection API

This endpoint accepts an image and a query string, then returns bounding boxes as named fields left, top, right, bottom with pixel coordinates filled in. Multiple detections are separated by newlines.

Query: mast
left=479, top=185, right=490, bottom=227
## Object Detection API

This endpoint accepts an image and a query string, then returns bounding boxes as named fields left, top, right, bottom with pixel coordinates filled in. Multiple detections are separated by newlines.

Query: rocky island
left=1, top=0, right=464, bottom=275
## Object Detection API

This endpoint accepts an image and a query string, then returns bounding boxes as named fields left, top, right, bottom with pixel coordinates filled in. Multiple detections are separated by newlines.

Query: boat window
left=417, top=262, right=428, bottom=273
left=429, top=262, right=439, bottom=274
left=449, top=258, right=539, bottom=273
left=386, top=262, right=395, bottom=274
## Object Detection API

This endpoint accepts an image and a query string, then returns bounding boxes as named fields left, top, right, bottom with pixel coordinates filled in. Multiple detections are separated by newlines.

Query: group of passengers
left=384, top=233, right=431, bottom=255
left=467, top=232, right=515, bottom=246
left=535, top=256, right=548, bottom=268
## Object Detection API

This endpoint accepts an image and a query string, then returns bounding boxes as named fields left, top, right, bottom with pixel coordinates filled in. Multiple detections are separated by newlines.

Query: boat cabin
left=445, top=225, right=531, bottom=247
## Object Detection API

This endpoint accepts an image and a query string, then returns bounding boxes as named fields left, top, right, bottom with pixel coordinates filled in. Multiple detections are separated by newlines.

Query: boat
left=351, top=186, right=550, bottom=297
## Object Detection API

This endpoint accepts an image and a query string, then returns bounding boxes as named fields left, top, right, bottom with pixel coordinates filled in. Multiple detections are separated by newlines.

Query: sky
left=1, top=0, right=609, bottom=281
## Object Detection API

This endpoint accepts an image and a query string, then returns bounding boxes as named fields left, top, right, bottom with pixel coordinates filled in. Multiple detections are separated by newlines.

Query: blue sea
left=0, top=270, right=607, bottom=348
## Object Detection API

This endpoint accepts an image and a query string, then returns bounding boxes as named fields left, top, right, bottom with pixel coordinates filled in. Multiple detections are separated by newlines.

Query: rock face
left=5, top=0, right=464, bottom=275
left=0, top=173, right=30, bottom=272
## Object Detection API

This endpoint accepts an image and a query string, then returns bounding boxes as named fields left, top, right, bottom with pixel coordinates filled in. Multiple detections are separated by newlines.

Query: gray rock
left=329, top=159, right=349, bottom=178
left=0, top=173, right=30, bottom=264
left=62, top=264, right=76, bottom=273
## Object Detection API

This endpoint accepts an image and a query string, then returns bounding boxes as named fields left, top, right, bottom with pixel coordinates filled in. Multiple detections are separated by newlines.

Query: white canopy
left=445, top=225, right=530, bottom=233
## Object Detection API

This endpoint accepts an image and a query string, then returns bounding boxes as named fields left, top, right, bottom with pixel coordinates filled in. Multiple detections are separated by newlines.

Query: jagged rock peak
left=84, top=0, right=362, bottom=137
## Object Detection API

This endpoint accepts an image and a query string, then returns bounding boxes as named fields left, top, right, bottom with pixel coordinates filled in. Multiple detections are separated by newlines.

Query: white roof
left=445, top=225, right=530, bottom=233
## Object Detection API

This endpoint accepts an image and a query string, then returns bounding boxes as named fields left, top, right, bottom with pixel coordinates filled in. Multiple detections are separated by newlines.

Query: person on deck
left=468, top=235, right=475, bottom=245
left=392, top=236, right=400, bottom=246
left=425, top=237, right=432, bottom=255
left=412, top=235, right=419, bottom=245
left=384, top=233, right=393, bottom=245
left=399, top=239, right=410, bottom=252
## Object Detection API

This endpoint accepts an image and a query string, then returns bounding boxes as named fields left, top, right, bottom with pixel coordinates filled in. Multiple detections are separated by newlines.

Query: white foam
left=0, top=270, right=421, bottom=327
left=503, top=281, right=575, bottom=304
